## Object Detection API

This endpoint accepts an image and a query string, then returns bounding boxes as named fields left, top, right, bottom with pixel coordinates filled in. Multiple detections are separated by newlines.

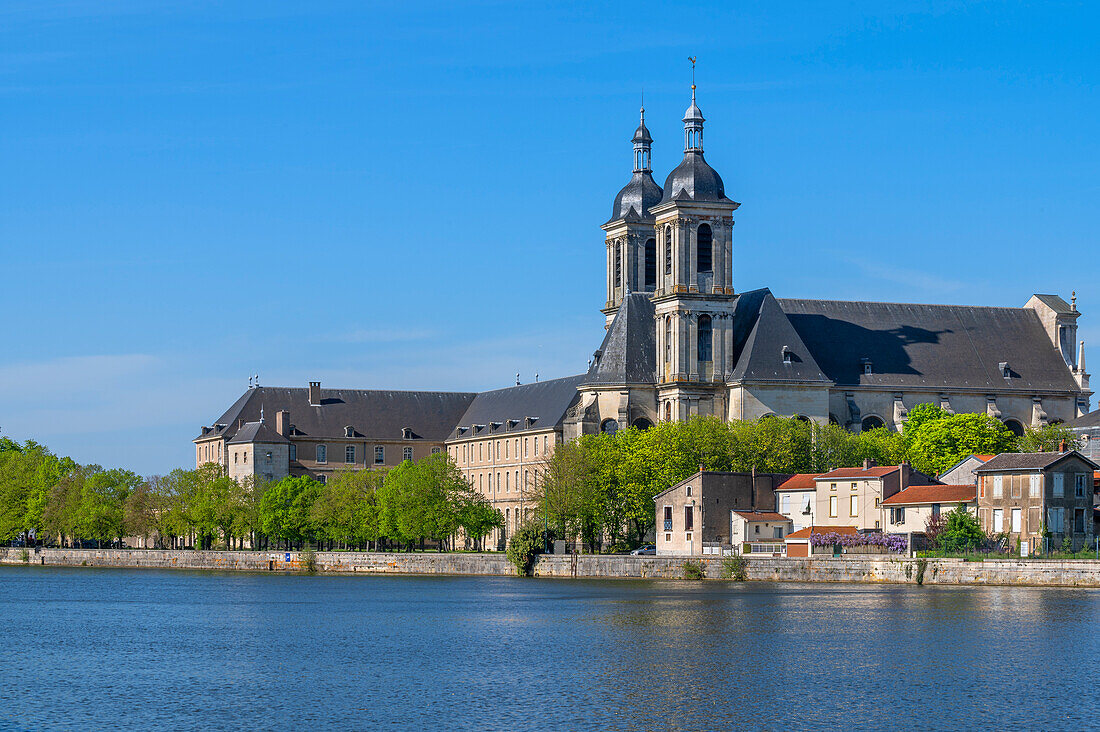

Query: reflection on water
left=1, top=568, right=1097, bottom=730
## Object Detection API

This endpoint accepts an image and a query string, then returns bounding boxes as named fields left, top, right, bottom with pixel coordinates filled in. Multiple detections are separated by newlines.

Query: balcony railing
left=663, top=519, right=673, bottom=532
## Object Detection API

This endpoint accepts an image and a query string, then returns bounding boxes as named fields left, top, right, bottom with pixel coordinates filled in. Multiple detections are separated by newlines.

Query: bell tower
left=601, top=105, right=663, bottom=327
left=649, top=71, right=740, bottom=422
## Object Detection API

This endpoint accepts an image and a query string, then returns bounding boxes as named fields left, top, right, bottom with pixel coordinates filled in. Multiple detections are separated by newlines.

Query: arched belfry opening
left=697, top=224, right=712, bottom=274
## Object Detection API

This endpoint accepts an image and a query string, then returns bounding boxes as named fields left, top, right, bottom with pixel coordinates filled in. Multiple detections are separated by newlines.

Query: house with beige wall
left=880, top=484, right=976, bottom=535
left=811, top=463, right=937, bottom=532
left=774, top=473, right=822, bottom=532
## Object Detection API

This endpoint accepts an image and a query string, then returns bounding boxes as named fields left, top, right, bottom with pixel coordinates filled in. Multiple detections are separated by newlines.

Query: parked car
left=630, top=545, right=656, bottom=555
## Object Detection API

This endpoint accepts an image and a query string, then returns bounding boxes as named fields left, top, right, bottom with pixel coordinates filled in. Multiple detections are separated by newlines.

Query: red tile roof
left=784, top=525, right=859, bottom=540
left=732, top=511, right=789, bottom=522
left=972, top=455, right=995, bottom=462
left=881, top=484, right=976, bottom=506
left=818, top=466, right=899, bottom=479
left=777, top=473, right=824, bottom=491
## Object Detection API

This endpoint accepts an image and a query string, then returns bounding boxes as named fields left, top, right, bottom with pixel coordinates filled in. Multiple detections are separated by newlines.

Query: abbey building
left=195, top=84, right=1092, bottom=540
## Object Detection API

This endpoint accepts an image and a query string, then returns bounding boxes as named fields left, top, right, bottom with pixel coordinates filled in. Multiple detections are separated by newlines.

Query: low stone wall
left=2, top=548, right=1100, bottom=587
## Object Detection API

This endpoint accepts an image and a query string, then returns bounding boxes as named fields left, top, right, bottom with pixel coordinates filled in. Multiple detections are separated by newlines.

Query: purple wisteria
left=809, top=531, right=909, bottom=553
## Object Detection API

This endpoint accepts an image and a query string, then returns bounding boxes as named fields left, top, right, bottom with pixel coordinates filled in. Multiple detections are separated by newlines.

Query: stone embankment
left=2, top=548, right=1100, bottom=587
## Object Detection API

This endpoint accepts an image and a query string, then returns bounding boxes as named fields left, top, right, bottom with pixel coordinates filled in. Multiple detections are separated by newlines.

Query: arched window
left=644, top=238, right=656, bottom=290
left=697, top=314, right=712, bottom=362
left=664, top=225, right=673, bottom=275
left=1003, top=419, right=1025, bottom=437
left=664, top=402, right=672, bottom=421
left=601, top=419, right=619, bottom=435
left=862, top=415, right=886, bottom=431
left=632, top=417, right=653, bottom=430
left=614, top=241, right=622, bottom=286
left=697, top=223, right=712, bottom=273
left=664, top=316, right=672, bottom=363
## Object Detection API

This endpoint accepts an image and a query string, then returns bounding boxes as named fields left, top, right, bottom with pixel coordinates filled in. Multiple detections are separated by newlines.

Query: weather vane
left=689, top=56, right=697, bottom=91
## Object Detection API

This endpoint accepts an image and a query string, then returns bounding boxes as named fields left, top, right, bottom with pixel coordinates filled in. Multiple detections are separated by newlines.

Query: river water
left=1, top=567, right=1097, bottom=730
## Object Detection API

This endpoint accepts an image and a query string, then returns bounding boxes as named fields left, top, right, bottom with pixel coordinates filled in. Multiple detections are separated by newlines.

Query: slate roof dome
left=660, top=151, right=730, bottom=204
left=610, top=172, right=663, bottom=222
left=608, top=106, right=663, bottom=222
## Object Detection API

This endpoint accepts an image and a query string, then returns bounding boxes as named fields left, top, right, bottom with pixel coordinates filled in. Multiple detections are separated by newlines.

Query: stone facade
left=975, top=451, right=1098, bottom=551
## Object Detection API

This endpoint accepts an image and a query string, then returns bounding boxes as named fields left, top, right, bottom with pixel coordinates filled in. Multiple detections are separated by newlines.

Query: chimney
left=276, top=410, right=290, bottom=437
left=862, top=458, right=875, bottom=470
left=899, top=461, right=911, bottom=489
left=308, top=381, right=321, bottom=407
left=1059, top=439, right=1068, bottom=453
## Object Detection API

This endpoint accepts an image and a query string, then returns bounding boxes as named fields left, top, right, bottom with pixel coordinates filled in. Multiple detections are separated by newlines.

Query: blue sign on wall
left=285, top=553, right=291, bottom=562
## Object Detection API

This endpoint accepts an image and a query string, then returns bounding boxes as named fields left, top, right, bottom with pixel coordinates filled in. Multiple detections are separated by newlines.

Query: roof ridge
left=777, top=297, right=1028, bottom=312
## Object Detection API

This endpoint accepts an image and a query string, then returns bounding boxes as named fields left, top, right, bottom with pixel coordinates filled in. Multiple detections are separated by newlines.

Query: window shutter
left=1053, top=472, right=1064, bottom=498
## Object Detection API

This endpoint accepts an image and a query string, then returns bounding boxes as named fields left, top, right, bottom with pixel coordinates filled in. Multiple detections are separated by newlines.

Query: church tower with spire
left=648, top=75, right=740, bottom=422
left=601, top=105, right=663, bottom=327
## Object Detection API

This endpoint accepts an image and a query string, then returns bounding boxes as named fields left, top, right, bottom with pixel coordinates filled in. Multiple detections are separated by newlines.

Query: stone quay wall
left=2, top=548, right=1100, bottom=587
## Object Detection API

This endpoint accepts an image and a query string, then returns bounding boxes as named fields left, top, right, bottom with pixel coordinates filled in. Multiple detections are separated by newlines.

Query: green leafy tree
left=259, top=475, right=323, bottom=548
left=937, top=504, right=985, bottom=551
left=906, top=413, right=1016, bottom=475
left=1016, top=423, right=1079, bottom=453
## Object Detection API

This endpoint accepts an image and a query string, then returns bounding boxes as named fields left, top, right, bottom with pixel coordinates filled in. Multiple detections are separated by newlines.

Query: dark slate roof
left=659, top=151, right=734, bottom=205
left=584, top=293, right=656, bottom=386
left=1032, top=294, right=1074, bottom=314
left=777, top=299, right=1080, bottom=392
left=197, top=387, right=477, bottom=443
left=728, top=290, right=831, bottom=384
left=975, top=451, right=1099, bottom=472
left=608, top=171, right=663, bottom=223
left=450, top=375, right=585, bottom=440
left=229, top=420, right=291, bottom=445
left=1069, top=410, right=1100, bottom=429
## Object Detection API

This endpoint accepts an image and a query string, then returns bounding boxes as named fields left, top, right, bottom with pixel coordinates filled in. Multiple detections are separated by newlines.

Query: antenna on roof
left=248, top=375, right=253, bottom=389
left=535, top=372, right=539, bottom=383
left=516, top=373, right=521, bottom=386
left=254, top=374, right=260, bottom=387
left=260, top=404, right=265, bottom=423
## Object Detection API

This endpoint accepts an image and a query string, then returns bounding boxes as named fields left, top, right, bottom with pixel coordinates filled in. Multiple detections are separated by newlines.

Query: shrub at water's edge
left=682, top=560, right=705, bottom=579
left=507, top=522, right=545, bottom=576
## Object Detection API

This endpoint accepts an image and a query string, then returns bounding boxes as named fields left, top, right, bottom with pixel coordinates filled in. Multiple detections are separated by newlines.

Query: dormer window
left=490, top=421, right=503, bottom=431
left=999, top=361, right=1011, bottom=378
left=781, top=346, right=792, bottom=365
left=457, top=426, right=469, bottom=436
left=525, top=416, right=540, bottom=428
left=507, top=419, right=520, bottom=429
left=344, top=426, right=354, bottom=438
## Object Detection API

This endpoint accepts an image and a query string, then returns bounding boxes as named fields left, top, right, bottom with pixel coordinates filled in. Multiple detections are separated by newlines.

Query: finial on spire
left=689, top=56, right=697, bottom=99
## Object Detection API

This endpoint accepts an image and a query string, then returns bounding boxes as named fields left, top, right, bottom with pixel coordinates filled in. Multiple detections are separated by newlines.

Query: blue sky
left=2, top=1, right=1097, bottom=475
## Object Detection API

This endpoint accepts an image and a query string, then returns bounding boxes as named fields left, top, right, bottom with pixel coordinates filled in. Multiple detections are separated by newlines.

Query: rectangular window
left=780, top=494, right=790, bottom=514
left=830, top=483, right=837, bottom=491
left=1053, top=472, right=1064, bottom=497
left=1075, top=473, right=1086, bottom=498
left=403, top=447, right=413, bottom=461
left=931, top=503, right=941, bottom=519
left=684, top=506, right=694, bottom=532
left=375, top=446, right=385, bottom=464
left=665, top=242, right=672, bottom=275
left=524, top=438, right=528, bottom=458
left=829, top=496, right=838, bottom=518
left=345, top=445, right=355, bottom=463
left=1075, top=508, right=1086, bottom=533
left=663, top=505, right=673, bottom=532
left=316, top=445, right=327, bottom=463
left=614, top=244, right=622, bottom=285
left=1029, top=474, right=1041, bottom=498
left=849, top=495, right=858, bottom=517
left=992, top=509, right=1003, bottom=532
left=289, top=444, right=297, bottom=461
left=1011, top=507, right=1022, bottom=533
left=851, top=482, right=858, bottom=491
left=992, top=475, right=1003, bottom=498
left=431, top=447, right=440, bottom=454
left=1010, top=476, right=1021, bottom=499
left=1047, top=507, right=1064, bottom=533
